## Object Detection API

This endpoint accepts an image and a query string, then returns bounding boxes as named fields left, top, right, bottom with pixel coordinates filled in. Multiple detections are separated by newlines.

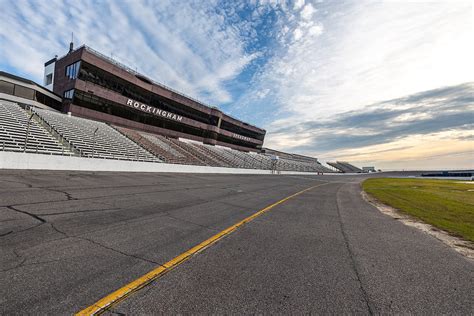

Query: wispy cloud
left=232, top=0, right=473, bottom=124
left=0, top=0, right=264, bottom=105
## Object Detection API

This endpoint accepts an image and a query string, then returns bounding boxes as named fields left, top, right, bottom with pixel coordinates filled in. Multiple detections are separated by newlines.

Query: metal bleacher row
left=327, top=161, right=363, bottom=173
left=116, top=127, right=332, bottom=172
left=32, top=107, right=161, bottom=162
left=0, top=101, right=333, bottom=172
left=0, top=101, right=72, bottom=155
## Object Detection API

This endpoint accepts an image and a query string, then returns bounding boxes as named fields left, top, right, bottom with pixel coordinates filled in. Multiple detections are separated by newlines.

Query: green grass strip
left=363, top=178, right=474, bottom=242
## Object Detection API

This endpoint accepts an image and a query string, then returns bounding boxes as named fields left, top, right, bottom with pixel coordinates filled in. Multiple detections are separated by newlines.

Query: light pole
left=24, top=113, right=35, bottom=152
left=92, top=127, right=99, bottom=158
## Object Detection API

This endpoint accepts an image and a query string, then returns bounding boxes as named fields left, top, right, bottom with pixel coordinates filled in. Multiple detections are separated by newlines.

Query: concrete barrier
left=0, top=152, right=326, bottom=175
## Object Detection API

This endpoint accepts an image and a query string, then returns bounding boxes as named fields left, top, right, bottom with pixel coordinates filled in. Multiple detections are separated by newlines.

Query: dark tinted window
left=45, top=73, right=53, bottom=85
left=0, top=80, right=14, bottom=94
left=78, top=62, right=217, bottom=125
left=64, top=89, right=74, bottom=99
left=75, top=91, right=210, bottom=139
left=65, top=61, right=81, bottom=79
left=73, top=90, right=260, bottom=150
left=36, top=91, right=62, bottom=111
left=220, top=120, right=264, bottom=141
left=216, top=133, right=261, bottom=149
left=14, top=85, right=35, bottom=99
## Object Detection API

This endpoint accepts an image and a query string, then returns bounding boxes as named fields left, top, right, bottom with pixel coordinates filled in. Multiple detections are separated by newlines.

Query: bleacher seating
left=243, top=151, right=270, bottom=169
left=0, top=101, right=71, bottom=155
left=32, top=108, right=160, bottom=162
left=168, top=138, right=220, bottom=166
left=198, top=145, right=267, bottom=169
left=115, top=127, right=203, bottom=165
left=338, top=161, right=363, bottom=173
left=189, top=143, right=234, bottom=168
left=327, top=161, right=362, bottom=173
left=261, top=147, right=333, bottom=173
left=205, top=146, right=247, bottom=168
left=117, top=131, right=333, bottom=172
left=273, top=156, right=331, bottom=173
left=1, top=103, right=336, bottom=173
left=186, top=142, right=233, bottom=167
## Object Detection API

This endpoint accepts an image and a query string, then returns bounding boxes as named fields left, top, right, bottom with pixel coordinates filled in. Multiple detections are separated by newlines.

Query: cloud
left=335, top=135, right=474, bottom=171
left=300, top=4, right=316, bottom=20
left=0, top=0, right=259, bottom=105
left=293, top=28, right=304, bottom=41
left=264, top=82, right=474, bottom=169
left=233, top=0, right=473, bottom=126
left=294, top=0, right=305, bottom=11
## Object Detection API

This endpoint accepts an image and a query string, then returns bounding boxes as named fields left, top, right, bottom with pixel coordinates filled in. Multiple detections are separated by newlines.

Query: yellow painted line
left=76, top=182, right=328, bottom=315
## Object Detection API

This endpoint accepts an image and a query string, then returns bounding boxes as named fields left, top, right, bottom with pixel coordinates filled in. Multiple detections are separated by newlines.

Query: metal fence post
left=92, top=127, right=98, bottom=158
left=24, top=113, right=35, bottom=152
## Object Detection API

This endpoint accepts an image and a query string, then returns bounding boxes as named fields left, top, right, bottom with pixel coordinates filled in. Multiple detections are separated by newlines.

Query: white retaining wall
left=0, top=152, right=327, bottom=175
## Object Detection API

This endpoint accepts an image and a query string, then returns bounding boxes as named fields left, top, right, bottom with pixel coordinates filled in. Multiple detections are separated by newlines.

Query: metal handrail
left=28, top=107, right=80, bottom=156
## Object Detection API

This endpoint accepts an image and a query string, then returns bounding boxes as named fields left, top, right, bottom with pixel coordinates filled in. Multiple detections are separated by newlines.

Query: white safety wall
left=0, top=152, right=327, bottom=175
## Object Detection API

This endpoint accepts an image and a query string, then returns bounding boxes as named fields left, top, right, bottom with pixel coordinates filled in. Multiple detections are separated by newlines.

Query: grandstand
left=32, top=108, right=161, bottom=162
left=0, top=100, right=72, bottom=155
left=1, top=63, right=335, bottom=173
left=116, top=127, right=199, bottom=165
left=4, top=107, right=338, bottom=173
left=0, top=99, right=333, bottom=172
left=263, top=148, right=333, bottom=173
left=44, top=45, right=266, bottom=153
left=115, top=126, right=330, bottom=171
left=327, top=161, right=363, bottom=173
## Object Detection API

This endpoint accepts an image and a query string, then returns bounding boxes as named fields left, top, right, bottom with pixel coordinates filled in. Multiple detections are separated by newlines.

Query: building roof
left=0, top=71, right=38, bottom=86
left=0, top=71, right=62, bottom=100
left=44, top=57, right=57, bottom=67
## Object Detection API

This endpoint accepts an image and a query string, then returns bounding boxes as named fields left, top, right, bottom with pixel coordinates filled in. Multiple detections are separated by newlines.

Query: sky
left=0, top=0, right=472, bottom=170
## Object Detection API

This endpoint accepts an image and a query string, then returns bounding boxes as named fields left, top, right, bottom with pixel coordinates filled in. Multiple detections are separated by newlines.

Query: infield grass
left=362, top=178, right=474, bottom=243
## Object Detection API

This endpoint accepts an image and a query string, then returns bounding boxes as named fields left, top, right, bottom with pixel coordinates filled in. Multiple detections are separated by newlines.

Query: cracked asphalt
left=0, top=170, right=472, bottom=314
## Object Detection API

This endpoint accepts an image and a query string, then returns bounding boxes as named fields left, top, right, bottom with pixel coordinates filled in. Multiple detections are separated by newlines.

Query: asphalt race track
left=1, top=170, right=473, bottom=314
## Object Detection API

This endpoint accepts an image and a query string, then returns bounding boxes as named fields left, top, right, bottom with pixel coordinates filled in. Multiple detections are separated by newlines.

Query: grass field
left=362, top=178, right=474, bottom=243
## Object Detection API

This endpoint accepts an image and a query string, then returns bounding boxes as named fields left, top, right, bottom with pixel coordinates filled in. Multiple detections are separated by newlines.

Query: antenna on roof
left=68, top=32, right=74, bottom=53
